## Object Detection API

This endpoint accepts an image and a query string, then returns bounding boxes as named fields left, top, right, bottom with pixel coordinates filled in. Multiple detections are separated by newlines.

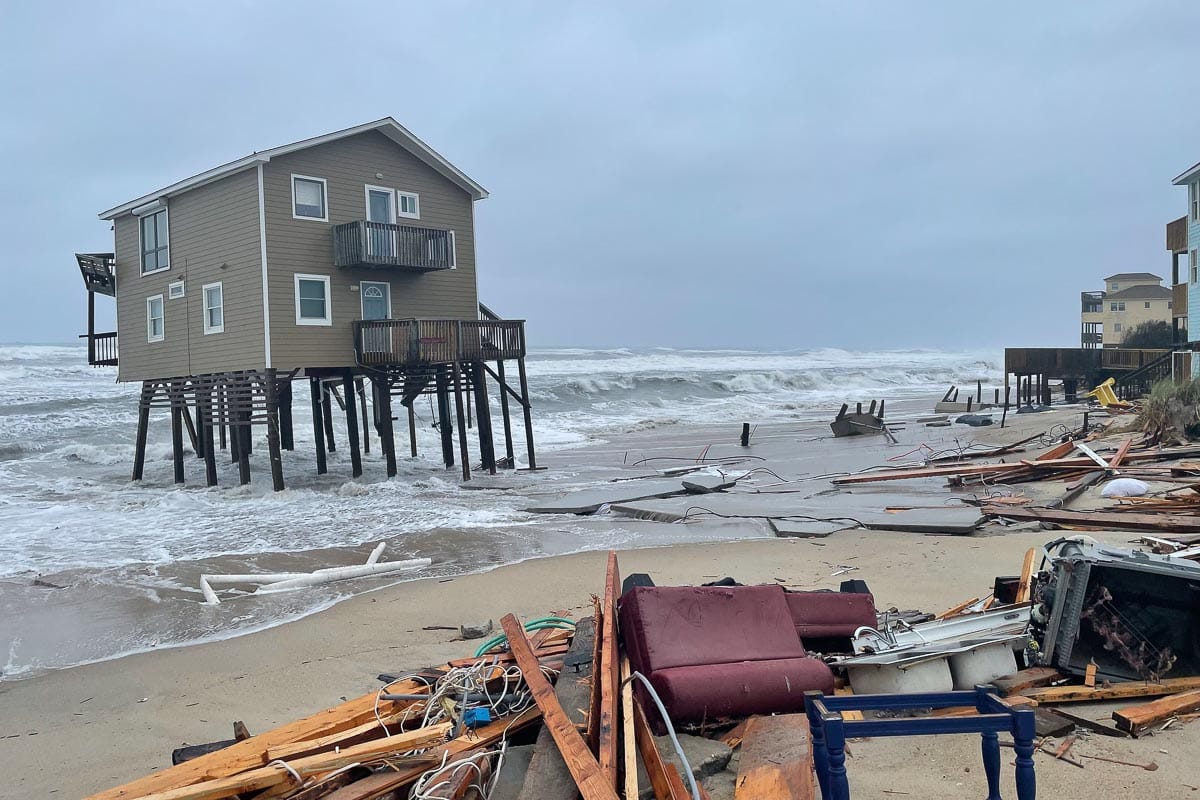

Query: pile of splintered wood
left=87, top=551, right=805, bottom=800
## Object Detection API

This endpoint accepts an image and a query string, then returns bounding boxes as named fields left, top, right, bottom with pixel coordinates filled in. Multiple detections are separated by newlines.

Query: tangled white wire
left=398, top=660, right=554, bottom=732
left=409, top=742, right=508, bottom=800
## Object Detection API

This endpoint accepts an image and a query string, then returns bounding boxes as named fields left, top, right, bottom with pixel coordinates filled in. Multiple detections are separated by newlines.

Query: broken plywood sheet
left=525, top=479, right=691, bottom=515
left=768, top=518, right=857, bottom=538
left=611, top=492, right=984, bottom=534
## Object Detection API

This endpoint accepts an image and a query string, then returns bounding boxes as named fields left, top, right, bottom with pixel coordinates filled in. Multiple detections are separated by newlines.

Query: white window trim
left=138, top=206, right=171, bottom=275
left=397, top=191, right=420, bottom=220
left=291, top=174, right=329, bottom=222
left=146, top=294, right=165, bottom=343
left=168, top=280, right=185, bottom=299
left=448, top=229, right=456, bottom=268
left=364, top=184, right=398, bottom=224
left=359, top=281, right=392, bottom=319
left=202, top=281, right=225, bottom=335
left=294, top=273, right=332, bottom=326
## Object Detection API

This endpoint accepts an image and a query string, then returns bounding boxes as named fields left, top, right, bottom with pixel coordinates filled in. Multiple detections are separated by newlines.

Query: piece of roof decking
left=99, top=117, right=488, bottom=219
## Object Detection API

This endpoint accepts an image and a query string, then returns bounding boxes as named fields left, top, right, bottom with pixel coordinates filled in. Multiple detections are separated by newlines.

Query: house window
left=397, top=192, right=419, bottom=219
left=146, top=295, right=165, bottom=342
left=1192, top=250, right=1198, bottom=284
left=168, top=280, right=185, bottom=299
left=294, top=273, right=332, bottom=325
left=1114, top=323, right=1123, bottom=333
left=1192, top=182, right=1200, bottom=222
left=1110, top=282, right=1119, bottom=291
left=1110, top=302, right=1125, bottom=312
left=202, top=282, right=224, bottom=335
left=1145, top=301, right=1152, bottom=309
left=292, top=175, right=328, bottom=221
left=140, top=209, right=169, bottom=274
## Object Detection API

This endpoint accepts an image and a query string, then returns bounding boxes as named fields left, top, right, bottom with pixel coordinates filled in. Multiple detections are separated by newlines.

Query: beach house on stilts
left=77, top=118, right=536, bottom=490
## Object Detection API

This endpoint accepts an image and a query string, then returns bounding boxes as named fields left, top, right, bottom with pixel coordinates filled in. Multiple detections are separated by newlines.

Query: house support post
left=86, top=291, right=96, bottom=364
left=496, top=359, right=515, bottom=467
left=263, top=370, right=285, bottom=491
left=472, top=362, right=496, bottom=475
left=355, top=378, right=370, bottom=454
left=342, top=372, right=362, bottom=478
left=321, top=380, right=336, bottom=452
left=279, top=378, right=294, bottom=451
left=170, top=382, right=185, bottom=485
left=408, top=403, right=417, bottom=458
left=309, top=376, right=327, bottom=475
left=199, top=385, right=218, bottom=487
left=516, top=356, right=538, bottom=470
left=235, top=377, right=251, bottom=486
left=451, top=361, right=471, bottom=481
left=435, top=366, right=454, bottom=468
left=132, top=382, right=153, bottom=481
left=228, top=382, right=240, bottom=463
left=373, top=378, right=397, bottom=477
left=181, top=399, right=201, bottom=458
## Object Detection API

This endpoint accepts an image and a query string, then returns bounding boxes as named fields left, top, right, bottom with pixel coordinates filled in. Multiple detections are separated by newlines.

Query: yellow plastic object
left=1082, top=377, right=1134, bottom=410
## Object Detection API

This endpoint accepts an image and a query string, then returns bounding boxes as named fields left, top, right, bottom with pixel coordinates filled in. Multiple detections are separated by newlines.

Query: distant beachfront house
left=1078, top=273, right=1171, bottom=349
left=77, top=118, right=536, bottom=490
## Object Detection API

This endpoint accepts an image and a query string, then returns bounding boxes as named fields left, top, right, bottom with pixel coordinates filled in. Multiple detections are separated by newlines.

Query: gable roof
left=1173, top=160, right=1200, bottom=185
left=99, top=118, right=487, bottom=219
left=1104, top=272, right=1161, bottom=282
left=1105, top=284, right=1171, bottom=301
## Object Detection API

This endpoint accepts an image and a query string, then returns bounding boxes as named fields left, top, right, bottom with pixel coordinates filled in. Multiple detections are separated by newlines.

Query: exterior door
left=365, top=186, right=397, bottom=259
left=360, top=281, right=392, bottom=354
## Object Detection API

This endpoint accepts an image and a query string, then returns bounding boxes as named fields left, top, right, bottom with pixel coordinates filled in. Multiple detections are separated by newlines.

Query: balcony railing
left=1080, top=290, right=1104, bottom=314
left=1174, top=282, right=1188, bottom=318
left=1168, top=215, right=1189, bottom=254
left=333, top=221, right=456, bottom=271
left=80, top=331, right=118, bottom=366
left=354, top=319, right=526, bottom=367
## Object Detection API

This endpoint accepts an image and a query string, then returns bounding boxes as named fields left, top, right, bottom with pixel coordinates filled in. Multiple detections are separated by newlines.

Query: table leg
left=824, top=713, right=851, bottom=800
left=806, top=693, right=831, bottom=799
left=1013, top=709, right=1037, bottom=800
left=981, top=730, right=1002, bottom=800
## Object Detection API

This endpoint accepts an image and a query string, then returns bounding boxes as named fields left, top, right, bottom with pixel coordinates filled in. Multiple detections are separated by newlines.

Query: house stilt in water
left=78, top=118, right=536, bottom=489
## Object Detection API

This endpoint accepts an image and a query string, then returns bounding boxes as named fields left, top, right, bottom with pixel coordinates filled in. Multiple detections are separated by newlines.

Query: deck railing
left=1174, top=282, right=1188, bottom=319
left=1100, top=348, right=1170, bottom=370
left=1168, top=215, right=1189, bottom=254
left=354, top=319, right=526, bottom=367
left=333, top=221, right=455, bottom=271
left=80, top=331, right=118, bottom=366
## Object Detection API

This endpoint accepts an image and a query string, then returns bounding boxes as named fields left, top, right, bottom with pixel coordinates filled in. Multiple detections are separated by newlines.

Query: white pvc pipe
left=254, top=558, right=431, bottom=595
left=366, top=542, right=386, bottom=565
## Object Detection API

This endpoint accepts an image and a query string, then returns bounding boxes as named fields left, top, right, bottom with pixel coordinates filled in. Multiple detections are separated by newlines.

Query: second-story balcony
left=332, top=221, right=456, bottom=271
left=1080, top=290, right=1105, bottom=315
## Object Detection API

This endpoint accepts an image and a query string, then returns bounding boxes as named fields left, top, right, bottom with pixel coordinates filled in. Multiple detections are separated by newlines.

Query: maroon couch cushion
left=619, top=584, right=805, bottom=675
left=646, top=658, right=835, bottom=724
left=784, top=591, right=877, bottom=640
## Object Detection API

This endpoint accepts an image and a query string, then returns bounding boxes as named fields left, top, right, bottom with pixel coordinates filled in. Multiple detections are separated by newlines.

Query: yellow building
left=1080, top=273, right=1172, bottom=348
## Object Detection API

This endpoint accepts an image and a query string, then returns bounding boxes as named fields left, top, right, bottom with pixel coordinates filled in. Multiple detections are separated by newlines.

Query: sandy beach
left=5, top=404, right=1198, bottom=798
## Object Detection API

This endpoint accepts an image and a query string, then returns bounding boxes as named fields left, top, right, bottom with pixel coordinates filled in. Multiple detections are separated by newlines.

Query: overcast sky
left=3, top=2, right=1197, bottom=350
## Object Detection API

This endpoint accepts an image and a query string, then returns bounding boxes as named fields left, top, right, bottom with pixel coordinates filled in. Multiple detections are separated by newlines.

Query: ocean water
left=0, top=344, right=1000, bottom=679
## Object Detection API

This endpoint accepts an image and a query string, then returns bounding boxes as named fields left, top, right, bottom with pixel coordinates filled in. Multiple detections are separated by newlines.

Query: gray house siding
left=261, top=130, right=479, bottom=371
left=113, top=169, right=265, bottom=382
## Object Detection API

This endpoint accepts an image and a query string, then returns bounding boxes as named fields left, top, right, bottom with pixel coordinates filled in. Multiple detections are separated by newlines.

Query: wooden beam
left=1113, top=688, right=1200, bottom=736
left=499, top=614, right=620, bottom=800
left=832, top=459, right=1093, bottom=485
left=342, top=372, right=362, bottom=478
left=991, top=667, right=1063, bottom=697
left=1015, top=547, right=1037, bottom=604
left=598, top=552, right=620, bottom=788
left=734, top=714, right=814, bottom=800
left=310, top=377, right=327, bottom=475
left=621, top=656, right=639, bottom=800
left=632, top=699, right=689, bottom=800
left=1019, top=676, right=1200, bottom=704
left=981, top=506, right=1200, bottom=533
left=1109, top=437, right=1134, bottom=468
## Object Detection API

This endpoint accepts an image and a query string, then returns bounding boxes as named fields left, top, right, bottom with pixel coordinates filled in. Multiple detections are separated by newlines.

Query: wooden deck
left=353, top=318, right=526, bottom=367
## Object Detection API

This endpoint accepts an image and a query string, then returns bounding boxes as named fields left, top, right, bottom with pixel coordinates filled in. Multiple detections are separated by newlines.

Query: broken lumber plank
left=980, top=506, right=1200, bottom=533
left=938, top=596, right=980, bottom=619
left=1112, top=689, right=1200, bottom=736
left=587, top=596, right=604, bottom=752
left=832, top=460, right=1086, bottom=485
left=734, top=714, right=814, bottom=800
left=632, top=699, right=689, bottom=800
left=1109, top=438, right=1134, bottom=468
left=598, top=552, right=621, bottom=788
left=500, top=613, right=620, bottom=800
left=621, top=656, right=639, bottom=800
left=517, top=617, right=597, bottom=800
left=86, top=680, right=432, bottom=800
left=132, top=724, right=450, bottom=800
left=265, top=708, right=411, bottom=761
left=991, top=667, right=1063, bottom=697
left=1073, top=441, right=1109, bottom=469
left=1020, top=676, right=1200, bottom=704
left=1015, top=548, right=1037, bottom=604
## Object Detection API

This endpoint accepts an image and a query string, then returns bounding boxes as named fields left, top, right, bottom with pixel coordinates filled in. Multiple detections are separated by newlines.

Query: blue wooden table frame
left=804, top=685, right=1036, bottom=800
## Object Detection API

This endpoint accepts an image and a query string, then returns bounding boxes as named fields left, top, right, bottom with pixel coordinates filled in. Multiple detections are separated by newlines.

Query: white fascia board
left=99, top=155, right=270, bottom=219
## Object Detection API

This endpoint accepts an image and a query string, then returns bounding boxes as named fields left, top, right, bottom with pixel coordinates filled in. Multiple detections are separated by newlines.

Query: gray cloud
left=2, top=2, right=1196, bottom=349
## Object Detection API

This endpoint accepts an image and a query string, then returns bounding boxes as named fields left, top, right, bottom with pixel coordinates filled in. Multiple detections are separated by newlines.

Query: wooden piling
left=435, top=366, right=454, bottom=468
left=264, top=370, right=285, bottom=491
left=408, top=403, right=417, bottom=458
left=355, top=378, right=370, bottom=454
left=342, top=372, right=362, bottom=478
left=321, top=381, right=336, bottom=452
left=516, top=356, right=538, bottom=470
left=235, top=379, right=251, bottom=486
left=496, top=359, right=515, bottom=466
left=472, top=362, right=496, bottom=475
left=200, top=386, right=218, bottom=487
left=279, top=378, right=294, bottom=451
left=452, top=362, right=471, bottom=481
left=373, top=378, right=397, bottom=478
left=170, top=384, right=185, bottom=485
left=310, top=377, right=327, bottom=475
left=181, top=401, right=201, bottom=458
left=132, top=382, right=152, bottom=481
left=740, top=423, right=751, bottom=447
